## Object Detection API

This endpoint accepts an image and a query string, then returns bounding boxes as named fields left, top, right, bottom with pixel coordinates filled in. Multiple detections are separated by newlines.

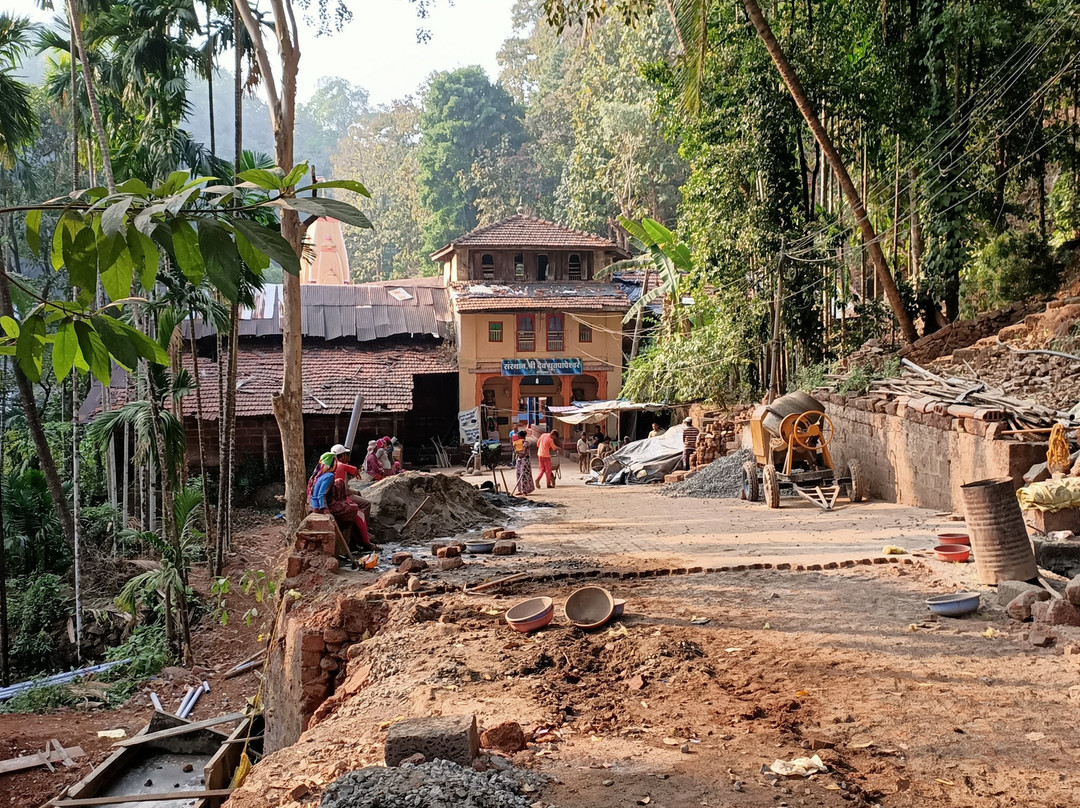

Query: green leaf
left=666, top=242, right=692, bottom=272
left=618, top=216, right=653, bottom=247
left=198, top=220, right=242, bottom=303
left=74, top=320, right=112, bottom=384
left=301, top=179, right=371, bottom=198
left=283, top=163, right=309, bottom=188
left=92, top=314, right=168, bottom=368
left=51, top=213, right=77, bottom=272
left=64, top=227, right=98, bottom=291
left=100, top=196, right=132, bottom=237
left=25, top=209, right=41, bottom=255
left=16, top=314, right=45, bottom=382
left=0, top=316, right=19, bottom=339
left=640, top=218, right=675, bottom=246
left=52, top=319, right=77, bottom=382
left=280, top=197, right=373, bottom=230
left=127, top=227, right=160, bottom=290
left=116, top=177, right=152, bottom=197
left=237, top=168, right=284, bottom=190
left=233, top=228, right=270, bottom=272
left=156, top=170, right=191, bottom=197
left=100, top=233, right=134, bottom=302
left=230, top=218, right=300, bottom=275
left=170, top=219, right=204, bottom=284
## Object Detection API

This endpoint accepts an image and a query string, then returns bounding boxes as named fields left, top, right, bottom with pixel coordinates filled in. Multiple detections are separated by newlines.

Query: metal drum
left=960, top=477, right=1038, bottom=584
left=761, top=391, right=825, bottom=437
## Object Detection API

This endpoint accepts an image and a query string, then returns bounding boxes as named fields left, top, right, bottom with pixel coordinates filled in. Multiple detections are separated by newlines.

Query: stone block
left=398, top=557, right=428, bottom=574
left=300, top=633, right=325, bottom=652
left=286, top=554, right=304, bottom=578
left=493, top=541, right=517, bottom=555
left=431, top=541, right=448, bottom=555
left=1031, top=599, right=1080, bottom=627
left=392, top=552, right=414, bottom=565
left=496, top=530, right=517, bottom=540
left=323, top=627, right=348, bottom=645
left=480, top=721, right=526, bottom=753
left=384, top=715, right=479, bottom=767
left=482, top=528, right=505, bottom=540
left=997, top=580, right=1045, bottom=606
left=1066, top=575, right=1080, bottom=606
left=438, top=546, right=461, bottom=558
left=1006, top=589, right=1050, bottom=621
left=437, top=556, right=464, bottom=571
left=377, top=572, right=409, bottom=589
left=1032, top=537, right=1080, bottom=579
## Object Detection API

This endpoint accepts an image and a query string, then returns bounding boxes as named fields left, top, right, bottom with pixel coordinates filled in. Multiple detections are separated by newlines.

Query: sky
left=8, top=0, right=518, bottom=104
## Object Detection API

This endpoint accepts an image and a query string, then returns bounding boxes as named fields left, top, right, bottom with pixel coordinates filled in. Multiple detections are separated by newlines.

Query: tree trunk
left=741, top=0, right=918, bottom=345
left=66, top=0, right=115, bottom=193
left=233, top=1, right=242, bottom=172
left=215, top=326, right=227, bottom=573
left=69, top=27, right=79, bottom=190
left=206, top=0, right=216, bottom=157
left=0, top=357, right=8, bottom=686
left=72, top=372, right=82, bottom=661
left=0, top=256, right=76, bottom=548
left=188, top=306, right=214, bottom=562
left=225, top=305, right=239, bottom=550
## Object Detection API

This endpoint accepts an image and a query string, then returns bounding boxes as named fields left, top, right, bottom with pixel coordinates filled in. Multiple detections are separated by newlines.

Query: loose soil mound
left=364, top=472, right=506, bottom=544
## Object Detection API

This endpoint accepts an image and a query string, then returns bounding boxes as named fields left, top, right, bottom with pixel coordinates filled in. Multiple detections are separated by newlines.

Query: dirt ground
left=223, top=477, right=1080, bottom=808
left=0, top=513, right=285, bottom=808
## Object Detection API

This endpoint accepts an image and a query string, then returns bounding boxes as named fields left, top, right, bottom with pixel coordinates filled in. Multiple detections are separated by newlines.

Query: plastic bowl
left=934, top=543, right=971, bottom=562
left=565, top=586, right=615, bottom=629
left=506, top=597, right=554, bottom=633
left=937, top=533, right=971, bottom=546
left=612, top=598, right=626, bottom=618
left=465, top=539, right=496, bottom=554
left=926, top=592, right=981, bottom=616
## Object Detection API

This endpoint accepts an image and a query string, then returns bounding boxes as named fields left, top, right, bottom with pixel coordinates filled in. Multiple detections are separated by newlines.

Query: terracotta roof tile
left=450, top=281, right=630, bottom=313
left=432, top=214, right=629, bottom=258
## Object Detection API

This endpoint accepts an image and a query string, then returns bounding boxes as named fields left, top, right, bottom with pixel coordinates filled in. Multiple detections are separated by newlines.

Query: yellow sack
left=1016, top=478, right=1080, bottom=513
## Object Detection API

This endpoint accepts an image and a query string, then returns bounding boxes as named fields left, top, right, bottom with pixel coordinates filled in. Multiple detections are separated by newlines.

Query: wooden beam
left=50, top=789, right=233, bottom=806
left=111, top=713, right=244, bottom=748
left=0, top=745, right=85, bottom=775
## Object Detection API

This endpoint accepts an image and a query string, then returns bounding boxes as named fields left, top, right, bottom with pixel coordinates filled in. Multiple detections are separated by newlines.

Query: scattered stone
left=680, top=744, right=690, bottom=754
left=1066, top=575, right=1080, bottom=606
left=626, top=674, right=646, bottom=691
left=323, top=627, right=348, bottom=644
left=400, top=753, right=426, bottom=767
left=488, top=755, right=512, bottom=772
left=493, top=541, right=517, bottom=556
left=660, top=448, right=755, bottom=499
left=481, top=721, right=527, bottom=754
left=431, top=541, right=448, bottom=555
left=472, top=758, right=488, bottom=772
left=1031, top=599, right=1080, bottom=627
left=181, top=763, right=193, bottom=773
left=1028, top=631, right=1055, bottom=648
left=384, top=715, right=479, bottom=768
left=407, top=575, right=423, bottom=593
left=483, top=527, right=506, bottom=539
left=809, top=737, right=836, bottom=750
left=996, top=580, right=1045, bottom=607
left=437, top=557, right=465, bottom=571
left=398, top=557, right=428, bottom=575
left=496, top=530, right=517, bottom=540
left=289, top=782, right=310, bottom=801
left=377, top=572, right=409, bottom=590
left=392, top=552, right=414, bottom=565
left=322, top=759, right=543, bottom=808
left=1007, top=589, right=1052, bottom=621
left=438, top=546, right=461, bottom=559
left=602, top=779, right=614, bottom=787
left=1049, top=530, right=1076, bottom=541
left=144, top=779, right=152, bottom=787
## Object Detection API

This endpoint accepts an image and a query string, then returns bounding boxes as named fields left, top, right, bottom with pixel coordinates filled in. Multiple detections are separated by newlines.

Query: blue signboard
left=502, top=357, right=582, bottom=376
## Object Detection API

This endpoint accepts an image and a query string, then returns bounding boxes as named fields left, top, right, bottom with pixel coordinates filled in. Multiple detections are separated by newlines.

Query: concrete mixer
left=742, top=391, right=864, bottom=511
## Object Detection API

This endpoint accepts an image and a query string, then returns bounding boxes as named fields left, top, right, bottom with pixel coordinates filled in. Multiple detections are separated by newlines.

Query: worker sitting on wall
left=330, top=443, right=374, bottom=526
left=310, top=452, right=376, bottom=551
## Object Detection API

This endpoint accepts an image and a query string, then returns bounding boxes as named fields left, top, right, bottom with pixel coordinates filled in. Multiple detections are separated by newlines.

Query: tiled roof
left=431, top=214, right=629, bottom=259
left=79, top=340, right=457, bottom=421
left=450, top=282, right=631, bottom=312
left=186, top=277, right=452, bottom=342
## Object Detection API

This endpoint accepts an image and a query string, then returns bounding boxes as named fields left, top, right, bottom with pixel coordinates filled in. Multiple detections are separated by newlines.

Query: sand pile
left=362, top=472, right=506, bottom=544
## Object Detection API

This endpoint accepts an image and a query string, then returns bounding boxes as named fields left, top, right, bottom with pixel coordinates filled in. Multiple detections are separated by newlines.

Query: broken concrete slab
left=384, top=715, right=479, bottom=767
left=1066, top=575, right=1080, bottom=606
left=997, top=580, right=1045, bottom=607
left=1032, top=537, right=1080, bottom=579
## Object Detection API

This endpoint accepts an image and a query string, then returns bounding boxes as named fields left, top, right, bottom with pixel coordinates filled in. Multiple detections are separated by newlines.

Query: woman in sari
left=513, top=429, right=534, bottom=496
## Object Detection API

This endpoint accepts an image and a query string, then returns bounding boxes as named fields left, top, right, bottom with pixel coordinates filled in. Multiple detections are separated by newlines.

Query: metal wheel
left=762, top=463, right=781, bottom=509
left=741, top=461, right=760, bottom=501
left=847, top=458, right=865, bottom=503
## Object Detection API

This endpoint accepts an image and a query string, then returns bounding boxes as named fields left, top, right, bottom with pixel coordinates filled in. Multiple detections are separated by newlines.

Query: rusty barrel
left=959, top=477, right=1038, bottom=584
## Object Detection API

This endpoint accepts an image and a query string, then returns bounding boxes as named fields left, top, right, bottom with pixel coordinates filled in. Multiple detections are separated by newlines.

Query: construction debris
left=362, top=473, right=506, bottom=544
left=321, top=759, right=544, bottom=808
left=660, top=448, right=755, bottom=499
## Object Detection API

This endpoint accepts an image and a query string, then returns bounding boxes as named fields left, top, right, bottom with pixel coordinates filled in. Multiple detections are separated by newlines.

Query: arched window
left=568, top=253, right=582, bottom=281
left=514, top=253, right=525, bottom=281
left=481, top=253, right=495, bottom=279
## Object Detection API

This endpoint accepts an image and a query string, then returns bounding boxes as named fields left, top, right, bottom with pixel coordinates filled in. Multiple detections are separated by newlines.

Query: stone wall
left=818, top=392, right=1045, bottom=512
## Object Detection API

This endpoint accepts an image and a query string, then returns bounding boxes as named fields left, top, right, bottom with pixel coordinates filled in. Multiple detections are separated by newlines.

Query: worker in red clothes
left=330, top=443, right=373, bottom=525
left=308, top=452, right=375, bottom=551
left=535, top=428, right=558, bottom=489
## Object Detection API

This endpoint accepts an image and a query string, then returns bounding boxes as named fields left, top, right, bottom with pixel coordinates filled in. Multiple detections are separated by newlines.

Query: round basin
left=926, top=592, right=981, bottom=616
left=505, top=597, right=554, bottom=633
left=565, top=586, right=615, bottom=630
left=937, top=533, right=970, bottom=546
left=934, top=544, right=971, bottom=562
left=465, top=539, right=496, bottom=554
left=612, top=598, right=626, bottom=618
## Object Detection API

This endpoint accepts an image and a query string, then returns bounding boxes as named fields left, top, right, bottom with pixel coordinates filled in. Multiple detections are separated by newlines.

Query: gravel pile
left=660, top=448, right=755, bottom=499
left=321, top=759, right=545, bottom=808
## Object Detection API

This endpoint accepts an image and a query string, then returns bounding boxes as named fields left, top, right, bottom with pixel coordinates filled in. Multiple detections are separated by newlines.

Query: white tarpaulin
left=550, top=399, right=668, bottom=426
left=458, top=407, right=482, bottom=444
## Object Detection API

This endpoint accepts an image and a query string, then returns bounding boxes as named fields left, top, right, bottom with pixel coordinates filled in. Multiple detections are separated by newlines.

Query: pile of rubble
left=661, top=448, right=754, bottom=499
left=320, top=759, right=543, bottom=808
left=999, top=575, right=1080, bottom=639
left=363, top=473, right=506, bottom=544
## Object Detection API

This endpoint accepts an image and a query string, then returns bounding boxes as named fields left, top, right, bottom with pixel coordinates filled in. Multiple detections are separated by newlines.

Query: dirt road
left=226, top=480, right=1080, bottom=808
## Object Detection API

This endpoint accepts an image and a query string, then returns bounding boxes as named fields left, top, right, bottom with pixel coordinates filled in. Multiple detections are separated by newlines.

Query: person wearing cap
left=309, top=452, right=375, bottom=551
left=330, top=443, right=372, bottom=526
left=680, top=417, right=700, bottom=470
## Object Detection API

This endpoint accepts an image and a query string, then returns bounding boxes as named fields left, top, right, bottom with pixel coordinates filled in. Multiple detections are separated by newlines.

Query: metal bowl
left=926, top=592, right=981, bottom=617
left=465, top=539, right=496, bottom=554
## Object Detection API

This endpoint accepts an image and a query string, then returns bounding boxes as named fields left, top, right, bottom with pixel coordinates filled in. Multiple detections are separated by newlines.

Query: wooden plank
left=51, top=789, right=233, bottom=806
left=111, top=714, right=244, bottom=748
left=0, top=745, right=86, bottom=775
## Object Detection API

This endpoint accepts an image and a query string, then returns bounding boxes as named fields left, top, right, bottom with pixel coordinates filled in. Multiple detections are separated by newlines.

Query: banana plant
left=598, top=215, right=691, bottom=326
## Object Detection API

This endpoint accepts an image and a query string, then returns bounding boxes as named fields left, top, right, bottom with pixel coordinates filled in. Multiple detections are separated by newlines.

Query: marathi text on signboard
left=501, top=357, right=583, bottom=376
left=458, top=406, right=482, bottom=444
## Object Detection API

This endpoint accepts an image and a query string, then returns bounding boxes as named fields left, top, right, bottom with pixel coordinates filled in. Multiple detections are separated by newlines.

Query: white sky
left=8, top=0, right=517, bottom=104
